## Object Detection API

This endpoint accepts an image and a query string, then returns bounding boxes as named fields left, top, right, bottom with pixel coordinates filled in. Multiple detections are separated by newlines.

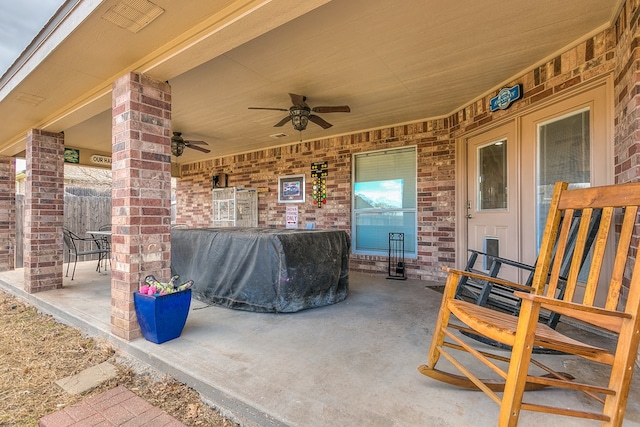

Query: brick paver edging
left=39, top=385, right=186, bottom=426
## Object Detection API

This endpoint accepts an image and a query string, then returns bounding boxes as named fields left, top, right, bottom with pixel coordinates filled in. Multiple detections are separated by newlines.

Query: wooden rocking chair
left=456, top=208, right=602, bottom=330
left=418, top=181, right=640, bottom=426
left=454, top=207, right=602, bottom=354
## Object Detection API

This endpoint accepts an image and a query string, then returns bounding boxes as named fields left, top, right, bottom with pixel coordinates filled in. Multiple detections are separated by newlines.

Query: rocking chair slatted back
left=419, top=181, right=640, bottom=426
left=456, top=186, right=603, bottom=332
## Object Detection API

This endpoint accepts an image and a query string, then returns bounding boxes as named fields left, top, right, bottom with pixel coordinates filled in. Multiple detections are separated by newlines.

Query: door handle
left=466, top=214, right=473, bottom=219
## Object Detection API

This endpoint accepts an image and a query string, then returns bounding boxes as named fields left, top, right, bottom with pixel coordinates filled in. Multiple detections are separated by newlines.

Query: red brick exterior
left=448, top=30, right=616, bottom=138
left=615, top=1, right=640, bottom=370
left=4, top=2, right=637, bottom=368
left=24, top=130, right=64, bottom=293
left=613, top=1, right=640, bottom=315
left=111, top=72, right=172, bottom=340
left=176, top=123, right=454, bottom=281
left=0, top=156, right=15, bottom=271
left=172, top=2, right=639, bottom=361
left=174, top=20, right=619, bottom=282
left=174, top=2, right=640, bottom=285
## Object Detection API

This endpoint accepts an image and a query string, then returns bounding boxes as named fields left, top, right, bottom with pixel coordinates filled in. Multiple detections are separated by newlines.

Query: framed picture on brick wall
left=278, top=174, right=305, bottom=203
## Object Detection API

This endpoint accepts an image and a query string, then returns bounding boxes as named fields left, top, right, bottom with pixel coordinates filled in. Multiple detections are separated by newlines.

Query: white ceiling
left=0, top=0, right=621, bottom=164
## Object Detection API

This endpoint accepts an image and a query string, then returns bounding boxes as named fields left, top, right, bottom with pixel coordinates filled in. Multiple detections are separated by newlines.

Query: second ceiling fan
left=171, top=132, right=211, bottom=157
left=249, top=93, right=350, bottom=132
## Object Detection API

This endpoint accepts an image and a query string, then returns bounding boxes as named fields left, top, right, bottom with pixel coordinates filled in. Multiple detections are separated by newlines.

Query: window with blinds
left=536, top=108, right=590, bottom=249
left=352, top=146, right=417, bottom=257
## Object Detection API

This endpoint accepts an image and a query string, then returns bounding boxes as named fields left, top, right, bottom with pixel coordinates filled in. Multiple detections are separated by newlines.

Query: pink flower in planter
left=138, top=275, right=194, bottom=297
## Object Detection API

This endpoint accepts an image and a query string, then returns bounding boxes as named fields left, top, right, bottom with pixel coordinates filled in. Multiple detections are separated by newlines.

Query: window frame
left=351, top=146, right=418, bottom=258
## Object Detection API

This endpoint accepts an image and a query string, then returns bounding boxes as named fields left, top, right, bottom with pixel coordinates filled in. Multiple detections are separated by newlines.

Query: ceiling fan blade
left=248, top=106, right=288, bottom=111
left=289, top=93, right=308, bottom=107
left=312, top=105, right=351, bottom=113
left=309, top=114, right=333, bottom=129
left=274, top=116, right=292, bottom=127
left=185, top=140, right=208, bottom=145
left=187, top=145, right=211, bottom=153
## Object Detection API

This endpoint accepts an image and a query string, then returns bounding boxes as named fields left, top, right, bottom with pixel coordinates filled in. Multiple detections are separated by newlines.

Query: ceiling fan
left=249, top=93, right=350, bottom=132
left=171, top=132, right=211, bottom=157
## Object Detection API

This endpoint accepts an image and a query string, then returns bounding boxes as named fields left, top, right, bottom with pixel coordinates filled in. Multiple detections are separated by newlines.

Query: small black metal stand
left=387, top=232, right=407, bottom=280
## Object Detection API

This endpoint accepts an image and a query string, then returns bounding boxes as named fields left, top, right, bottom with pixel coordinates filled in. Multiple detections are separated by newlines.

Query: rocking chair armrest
left=442, top=266, right=533, bottom=292
left=466, top=249, right=536, bottom=271
left=514, top=291, right=631, bottom=333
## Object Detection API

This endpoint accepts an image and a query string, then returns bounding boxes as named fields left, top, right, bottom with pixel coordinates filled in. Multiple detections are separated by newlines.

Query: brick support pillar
left=613, top=0, right=640, bottom=369
left=111, top=72, right=172, bottom=340
left=24, top=130, right=65, bottom=293
left=0, top=156, right=16, bottom=271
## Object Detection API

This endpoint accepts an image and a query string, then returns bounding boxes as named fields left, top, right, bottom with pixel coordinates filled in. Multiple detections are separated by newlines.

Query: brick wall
left=175, top=5, right=635, bottom=283
left=177, top=121, right=453, bottom=281
left=613, top=1, right=640, bottom=185
left=611, top=0, right=640, bottom=369
left=448, top=23, right=616, bottom=137
left=0, top=156, right=15, bottom=271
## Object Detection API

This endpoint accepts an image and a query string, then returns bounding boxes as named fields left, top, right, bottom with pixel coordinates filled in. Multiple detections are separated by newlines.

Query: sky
left=0, top=0, right=66, bottom=76
left=1, top=0, right=64, bottom=171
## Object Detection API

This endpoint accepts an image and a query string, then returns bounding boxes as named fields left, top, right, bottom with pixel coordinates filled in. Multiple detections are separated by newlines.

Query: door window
left=536, top=108, right=590, bottom=247
left=478, top=140, right=507, bottom=211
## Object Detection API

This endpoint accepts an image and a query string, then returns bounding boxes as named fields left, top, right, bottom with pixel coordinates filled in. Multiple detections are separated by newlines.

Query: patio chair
left=95, top=224, right=112, bottom=270
left=455, top=205, right=602, bottom=351
left=63, top=228, right=110, bottom=280
left=418, top=181, right=640, bottom=426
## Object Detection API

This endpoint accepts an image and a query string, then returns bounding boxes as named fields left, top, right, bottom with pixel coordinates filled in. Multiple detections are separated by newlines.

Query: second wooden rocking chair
left=418, top=181, right=640, bottom=426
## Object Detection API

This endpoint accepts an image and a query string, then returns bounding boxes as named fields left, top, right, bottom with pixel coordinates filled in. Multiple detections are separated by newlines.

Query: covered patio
left=1, top=261, right=638, bottom=426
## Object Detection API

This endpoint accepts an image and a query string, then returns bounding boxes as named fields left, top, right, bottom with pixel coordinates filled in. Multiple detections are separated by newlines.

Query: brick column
left=0, top=156, right=15, bottom=271
left=613, top=0, right=640, bottom=369
left=111, top=72, right=172, bottom=340
left=24, top=130, right=65, bottom=293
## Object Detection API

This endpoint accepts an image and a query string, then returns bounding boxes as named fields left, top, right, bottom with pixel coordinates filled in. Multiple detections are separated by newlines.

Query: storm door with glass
left=466, top=123, right=519, bottom=281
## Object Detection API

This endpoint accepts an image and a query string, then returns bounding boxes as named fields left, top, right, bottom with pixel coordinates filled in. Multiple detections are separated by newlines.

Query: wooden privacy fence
left=14, top=188, right=112, bottom=267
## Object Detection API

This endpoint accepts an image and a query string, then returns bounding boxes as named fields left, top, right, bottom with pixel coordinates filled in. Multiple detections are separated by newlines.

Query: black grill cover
left=170, top=228, right=350, bottom=313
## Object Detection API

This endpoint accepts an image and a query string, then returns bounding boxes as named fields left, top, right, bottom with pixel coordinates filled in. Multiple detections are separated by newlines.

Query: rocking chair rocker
left=418, top=181, right=640, bottom=426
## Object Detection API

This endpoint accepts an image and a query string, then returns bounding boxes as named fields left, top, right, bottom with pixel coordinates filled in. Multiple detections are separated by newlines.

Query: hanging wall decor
left=278, top=174, right=305, bottom=203
left=311, top=161, right=328, bottom=207
left=489, top=84, right=522, bottom=112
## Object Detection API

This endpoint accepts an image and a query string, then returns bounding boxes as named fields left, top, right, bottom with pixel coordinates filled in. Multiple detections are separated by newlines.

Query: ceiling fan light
left=290, top=107, right=310, bottom=131
left=171, top=132, right=185, bottom=156
left=171, top=140, right=184, bottom=156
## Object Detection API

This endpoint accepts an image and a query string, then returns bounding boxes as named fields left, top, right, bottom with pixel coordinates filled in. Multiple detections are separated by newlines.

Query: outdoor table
left=86, top=230, right=111, bottom=236
left=86, top=230, right=111, bottom=271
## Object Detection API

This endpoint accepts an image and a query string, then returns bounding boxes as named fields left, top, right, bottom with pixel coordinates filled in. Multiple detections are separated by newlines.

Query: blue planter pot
left=133, top=289, right=192, bottom=344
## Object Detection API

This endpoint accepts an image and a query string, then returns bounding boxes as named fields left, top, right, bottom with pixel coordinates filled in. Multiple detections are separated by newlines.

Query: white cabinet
left=212, top=187, right=258, bottom=227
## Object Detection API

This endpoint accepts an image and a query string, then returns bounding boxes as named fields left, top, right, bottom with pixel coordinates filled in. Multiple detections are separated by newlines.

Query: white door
left=466, top=123, right=519, bottom=281
left=520, top=82, right=611, bottom=265
left=520, top=82, right=611, bottom=303
left=464, top=81, right=611, bottom=286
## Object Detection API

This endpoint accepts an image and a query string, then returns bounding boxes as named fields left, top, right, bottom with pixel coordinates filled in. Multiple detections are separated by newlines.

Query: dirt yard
left=0, top=291, right=239, bottom=427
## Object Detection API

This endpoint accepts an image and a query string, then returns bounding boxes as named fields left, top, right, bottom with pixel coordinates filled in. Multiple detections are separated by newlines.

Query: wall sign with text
left=490, top=84, right=522, bottom=112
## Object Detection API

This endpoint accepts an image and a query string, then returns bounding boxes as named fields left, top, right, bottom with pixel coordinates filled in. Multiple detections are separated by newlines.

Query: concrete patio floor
left=1, top=262, right=639, bottom=426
